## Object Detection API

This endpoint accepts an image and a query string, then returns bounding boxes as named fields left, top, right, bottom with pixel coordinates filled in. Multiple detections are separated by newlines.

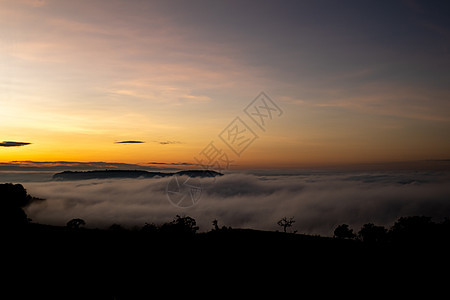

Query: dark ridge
left=52, top=169, right=223, bottom=180
left=175, top=169, right=221, bottom=177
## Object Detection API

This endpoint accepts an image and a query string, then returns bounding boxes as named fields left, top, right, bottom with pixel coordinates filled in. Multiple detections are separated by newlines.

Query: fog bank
left=23, top=171, right=450, bottom=236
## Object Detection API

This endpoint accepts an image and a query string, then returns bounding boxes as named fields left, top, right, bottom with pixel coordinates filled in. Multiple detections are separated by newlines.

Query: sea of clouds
left=11, top=170, right=450, bottom=236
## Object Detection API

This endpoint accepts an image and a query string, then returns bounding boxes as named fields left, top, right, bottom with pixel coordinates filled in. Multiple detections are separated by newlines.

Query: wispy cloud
left=16, top=0, right=47, bottom=8
left=0, top=141, right=31, bottom=147
left=307, top=82, right=450, bottom=122
left=157, top=141, right=182, bottom=145
left=148, top=162, right=195, bottom=166
left=115, top=140, right=145, bottom=144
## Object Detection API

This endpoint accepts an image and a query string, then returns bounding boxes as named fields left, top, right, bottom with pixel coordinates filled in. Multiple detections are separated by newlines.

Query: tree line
left=334, top=216, right=450, bottom=244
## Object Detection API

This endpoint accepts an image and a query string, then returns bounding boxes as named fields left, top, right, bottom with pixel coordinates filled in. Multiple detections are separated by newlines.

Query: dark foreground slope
left=3, top=223, right=450, bottom=299
left=2, top=183, right=449, bottom=298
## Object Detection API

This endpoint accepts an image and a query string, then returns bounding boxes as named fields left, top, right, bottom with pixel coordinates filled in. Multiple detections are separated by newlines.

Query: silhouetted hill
left=2, top=183, right=449, bottom=298
left=52, top=169, right=223, bottom=180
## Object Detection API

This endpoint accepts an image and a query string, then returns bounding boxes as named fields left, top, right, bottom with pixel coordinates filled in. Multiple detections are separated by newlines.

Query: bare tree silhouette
left=277, top=217, right=295, bottom=233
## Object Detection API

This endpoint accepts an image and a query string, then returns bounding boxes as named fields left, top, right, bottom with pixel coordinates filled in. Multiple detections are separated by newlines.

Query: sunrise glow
left=1, top=0, right=449, bottom=170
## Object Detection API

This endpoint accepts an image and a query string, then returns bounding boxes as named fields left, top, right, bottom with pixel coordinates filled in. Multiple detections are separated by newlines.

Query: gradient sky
left=1, top=0, right=449, bottom=169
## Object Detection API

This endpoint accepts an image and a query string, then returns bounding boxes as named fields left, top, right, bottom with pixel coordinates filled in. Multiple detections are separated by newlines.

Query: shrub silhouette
left=160, top=215, right=199, bottom=235
left=211, top=219, right=231, bottom=232
left=141, top=222, right=159, bottom=234
left=108, top=223, right=127, bottom=231
left=66, top=218, right=86, bottom=229
left=389, top=216, right=435, bottom=242
left=212, top=219, right=220, bottom=231
left=334, top=224, right=356, bottom=239
left=358, top=223, right=387, bottom=244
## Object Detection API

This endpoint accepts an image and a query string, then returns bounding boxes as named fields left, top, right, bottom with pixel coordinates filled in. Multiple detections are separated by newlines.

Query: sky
left=1, top=0, right=450, bottom=170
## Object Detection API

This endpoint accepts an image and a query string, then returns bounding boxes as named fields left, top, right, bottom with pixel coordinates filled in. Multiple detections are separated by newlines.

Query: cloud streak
left=0, top=141, right=31, bottom=147
left=23, top=171, right=450, bottom=236
left=115, top=140, right=145, bottom=144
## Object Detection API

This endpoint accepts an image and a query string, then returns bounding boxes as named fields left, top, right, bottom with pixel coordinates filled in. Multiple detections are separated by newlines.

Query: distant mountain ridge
left=53, top=169, right=223, bottom=180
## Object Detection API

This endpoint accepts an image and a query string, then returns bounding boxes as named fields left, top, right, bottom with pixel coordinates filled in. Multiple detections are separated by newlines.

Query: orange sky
left=1, top=0, right=449, bottom=170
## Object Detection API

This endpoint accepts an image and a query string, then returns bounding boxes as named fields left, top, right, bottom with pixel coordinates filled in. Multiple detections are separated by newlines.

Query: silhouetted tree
left=390, top=216, right=435, bottom=242
left=334, top=224, right=356, bottom=239
left=66, top=218, right=86, bottom=230
left=212, top=219, right=220, bottom=231
left=108, top=223, right=126, bottom=231
left=160, top=215, right=199, bottom=235
left=211, top=219, right=231, bottom=232
left=437, top=218, right=450, bottom=242
left=0, top=183, right=40, bottom=229
left=277, top=217, right=295, bottom=233
left=141, top=222, right=159, bottom=234
left=358, top=223, right=387, bottom=244
left=441, top=217, right=450, bottom=233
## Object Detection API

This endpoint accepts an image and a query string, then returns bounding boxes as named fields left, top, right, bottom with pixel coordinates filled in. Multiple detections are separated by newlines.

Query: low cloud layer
left=23, top=171, right=450, bottom=236
left=0, top=141, right=31, bottom=147
left=0, top=161, right=167, bottom=172
left=148, top=162, right=196, bottom=166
